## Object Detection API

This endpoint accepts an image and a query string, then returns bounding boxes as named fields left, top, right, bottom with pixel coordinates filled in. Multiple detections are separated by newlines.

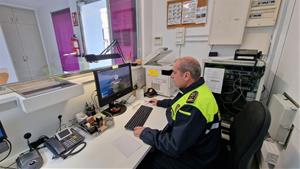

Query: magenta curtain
left=109, top=0, right=137, bottom=64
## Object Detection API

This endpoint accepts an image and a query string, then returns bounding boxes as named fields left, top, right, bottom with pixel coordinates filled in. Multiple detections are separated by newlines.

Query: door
left=18, top=24, right=48, bottom=79
left=1, top=22, right=31, bottom=81
left=51, top=8, right=79, bottom=72
left=0, top=5, right=13, bottom=23
left=1, top=6, right=48, bottom=82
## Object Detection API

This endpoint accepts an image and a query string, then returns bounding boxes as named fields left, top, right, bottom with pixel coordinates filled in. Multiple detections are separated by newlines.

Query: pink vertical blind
left=109, top=0, right=137, bottom=64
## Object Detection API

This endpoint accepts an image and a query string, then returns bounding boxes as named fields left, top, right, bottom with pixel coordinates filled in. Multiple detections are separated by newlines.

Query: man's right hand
left=149, top=99, right=158, bottom=106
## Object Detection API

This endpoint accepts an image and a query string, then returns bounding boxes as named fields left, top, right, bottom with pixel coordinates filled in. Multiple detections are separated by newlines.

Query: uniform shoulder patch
left=186, top=91, right=198, bottom=103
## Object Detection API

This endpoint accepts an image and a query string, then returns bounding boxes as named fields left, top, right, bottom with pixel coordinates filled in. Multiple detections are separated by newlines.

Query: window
left=79, top=0, right=137, bottom=68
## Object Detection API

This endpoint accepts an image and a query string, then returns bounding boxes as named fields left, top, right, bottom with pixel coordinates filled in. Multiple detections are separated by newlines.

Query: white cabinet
left=0, top=5, right=47, bottom=82
left=209, top=0, right=251, bottom=45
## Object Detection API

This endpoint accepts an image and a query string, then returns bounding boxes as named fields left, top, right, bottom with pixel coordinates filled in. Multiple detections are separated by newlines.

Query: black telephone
left=44, top=128, right=85, bottom=159
left=144, top=88, right=158, bottom=98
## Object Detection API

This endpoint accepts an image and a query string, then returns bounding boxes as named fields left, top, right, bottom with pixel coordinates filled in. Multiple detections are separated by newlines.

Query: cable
left=56, top=115, right=63, bottom=132
left=91, top=90, right=101, bottom=111
left=93, top=95, right=100, bottom=111
left=223, top=78, right=239, bottom=95
left=61, top=142, right=87, bottom=159
left=0, top=139, right=12, bottom=163
left=0, top=166, right=16, bottom=169
left=7, top=162, right=16, bottom=168
left=0, top=161, right=17, bottom=169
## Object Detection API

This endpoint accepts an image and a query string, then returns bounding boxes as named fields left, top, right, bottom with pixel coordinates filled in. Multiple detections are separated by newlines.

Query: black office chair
left=209, top=101, right=271, bottom=169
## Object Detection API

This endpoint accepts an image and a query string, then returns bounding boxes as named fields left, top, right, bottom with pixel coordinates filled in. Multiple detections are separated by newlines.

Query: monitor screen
left=94, top=63, right=133, bottom=107
left=0, top=121, right=7, bottom=141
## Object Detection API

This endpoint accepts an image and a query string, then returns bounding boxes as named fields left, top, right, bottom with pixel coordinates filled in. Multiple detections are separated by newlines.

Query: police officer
left=134, top=56, right=220, bottom=169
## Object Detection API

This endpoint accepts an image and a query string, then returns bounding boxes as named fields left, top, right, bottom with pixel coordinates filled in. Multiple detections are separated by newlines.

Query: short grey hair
left=175, top=56, right=201, bottom=80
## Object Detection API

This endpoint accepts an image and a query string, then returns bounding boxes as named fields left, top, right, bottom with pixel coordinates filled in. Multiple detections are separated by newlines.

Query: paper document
left=204, top=68, right=225, bottom=94
left=113, top=134, right=142, bottom=158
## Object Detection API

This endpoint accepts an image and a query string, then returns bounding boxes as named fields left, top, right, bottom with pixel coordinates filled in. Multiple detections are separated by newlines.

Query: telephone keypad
left=61, top=129, right=84, bottom=150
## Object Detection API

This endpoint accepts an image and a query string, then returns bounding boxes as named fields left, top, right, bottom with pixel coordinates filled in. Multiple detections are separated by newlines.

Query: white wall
left=148, top=0, right=212, bottom=63
left=141, top=0, right=274, bottom=65
left=269, top=0, right=300, bottom=168
left=35, top=0, right=69, bottom=75
left=0, top=26, right=18, bottom=83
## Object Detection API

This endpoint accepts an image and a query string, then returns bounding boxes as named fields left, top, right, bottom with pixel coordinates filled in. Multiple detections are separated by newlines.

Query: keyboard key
left=125, top=105, right=153, bottom=130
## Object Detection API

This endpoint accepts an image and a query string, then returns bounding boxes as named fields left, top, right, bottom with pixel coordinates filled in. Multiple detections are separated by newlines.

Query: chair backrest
left=231, top=101, right=271, bottom=169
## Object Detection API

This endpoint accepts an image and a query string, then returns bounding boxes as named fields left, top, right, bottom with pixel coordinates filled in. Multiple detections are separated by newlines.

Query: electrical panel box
left=247, top=0, right=282, bottom=27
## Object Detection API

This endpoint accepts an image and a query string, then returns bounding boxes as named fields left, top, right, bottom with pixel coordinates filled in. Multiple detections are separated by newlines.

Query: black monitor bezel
left=93, top=63, right=133, bottom=107
left=0, top=121, right=7, bottom=141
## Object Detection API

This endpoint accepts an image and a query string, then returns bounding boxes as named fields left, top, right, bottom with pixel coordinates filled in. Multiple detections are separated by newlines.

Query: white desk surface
left=41, top=98, right=167, bottom=168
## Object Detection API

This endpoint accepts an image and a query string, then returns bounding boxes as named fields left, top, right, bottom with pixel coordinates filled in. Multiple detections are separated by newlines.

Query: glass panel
left=80, top=0, right=112, bottom=69
left=0, top=0, right=138, bottom=86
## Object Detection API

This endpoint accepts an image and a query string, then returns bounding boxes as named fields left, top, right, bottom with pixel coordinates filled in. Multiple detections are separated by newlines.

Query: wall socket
left=154, top=36, right=163, bottom=46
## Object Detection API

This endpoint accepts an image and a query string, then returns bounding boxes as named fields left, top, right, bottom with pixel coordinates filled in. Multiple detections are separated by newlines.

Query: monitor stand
left=102, top=103, right=127, bottom=116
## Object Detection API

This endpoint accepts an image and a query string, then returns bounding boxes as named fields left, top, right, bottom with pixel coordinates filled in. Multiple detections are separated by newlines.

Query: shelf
left=8, top=79, right=84, bottom=113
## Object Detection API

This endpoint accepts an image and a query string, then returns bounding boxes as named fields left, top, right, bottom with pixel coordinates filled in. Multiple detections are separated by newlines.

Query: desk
left=42, top=99, right=167, bottom=168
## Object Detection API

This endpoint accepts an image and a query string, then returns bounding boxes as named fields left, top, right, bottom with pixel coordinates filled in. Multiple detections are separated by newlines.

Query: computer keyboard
left=125, top=105, right=153, bottom=130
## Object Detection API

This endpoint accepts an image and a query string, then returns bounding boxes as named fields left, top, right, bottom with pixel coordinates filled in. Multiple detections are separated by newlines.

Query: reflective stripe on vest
left=205, top=122, right=219, bottom=134
left=171, top=84, right=219, bottom=123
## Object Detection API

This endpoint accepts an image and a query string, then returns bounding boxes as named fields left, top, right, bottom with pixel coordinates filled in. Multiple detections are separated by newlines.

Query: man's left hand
left=133, top=126, right=145, bottom=137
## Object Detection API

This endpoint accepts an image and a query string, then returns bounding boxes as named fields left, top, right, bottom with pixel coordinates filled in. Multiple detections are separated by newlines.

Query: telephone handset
left=144, top=88, right=158, bottom=98
left=44, top=128, right=85, bottom=159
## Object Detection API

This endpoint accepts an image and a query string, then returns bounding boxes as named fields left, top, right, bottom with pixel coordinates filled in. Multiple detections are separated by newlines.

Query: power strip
left=261, top=140, right=280, bottom=165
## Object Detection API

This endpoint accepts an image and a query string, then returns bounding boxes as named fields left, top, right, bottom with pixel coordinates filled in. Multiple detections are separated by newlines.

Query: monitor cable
left=0, top=139, right=12, bottom=163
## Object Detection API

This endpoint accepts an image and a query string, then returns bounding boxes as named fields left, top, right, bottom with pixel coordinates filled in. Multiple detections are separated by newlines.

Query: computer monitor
left=0, top=121, right=7, bottom=141
left=94, top=63, right=133, bottom=116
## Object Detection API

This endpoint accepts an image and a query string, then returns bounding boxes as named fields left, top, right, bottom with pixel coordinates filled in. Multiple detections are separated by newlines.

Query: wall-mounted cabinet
left=208, top=0, right=251, bottom=45
left=0, top=5, right=47, bottom=82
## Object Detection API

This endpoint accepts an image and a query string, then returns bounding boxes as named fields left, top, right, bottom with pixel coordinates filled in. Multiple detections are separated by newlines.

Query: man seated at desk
left=134, top=56, right=221, bottom=169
